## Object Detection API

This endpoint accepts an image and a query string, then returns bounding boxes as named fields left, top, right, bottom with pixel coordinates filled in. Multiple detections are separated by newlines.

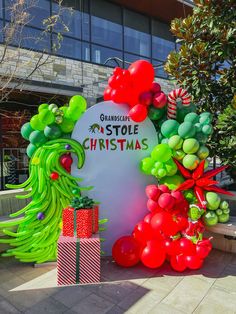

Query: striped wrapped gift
left=57, top=234, right=100, bottom=286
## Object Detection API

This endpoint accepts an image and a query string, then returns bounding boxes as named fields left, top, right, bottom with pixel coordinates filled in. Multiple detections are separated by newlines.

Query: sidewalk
left=0, top=249, right=235, bottom=314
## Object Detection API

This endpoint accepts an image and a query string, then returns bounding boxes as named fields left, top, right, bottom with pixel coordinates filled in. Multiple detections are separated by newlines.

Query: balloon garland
left=110, top=60, right=234, bottom=272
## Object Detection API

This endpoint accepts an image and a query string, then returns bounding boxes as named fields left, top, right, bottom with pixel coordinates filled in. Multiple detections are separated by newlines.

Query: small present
left=92, top=205, right=99, bottom=233
left=62, top=207, right=93, bottom=238
left=57, top=233, right=101, bottom=286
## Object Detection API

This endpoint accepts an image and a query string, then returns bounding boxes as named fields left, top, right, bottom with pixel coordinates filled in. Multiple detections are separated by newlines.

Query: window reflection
left=91, top=16, right=122, bottom=50
left=22, top=27, right=50, bottom=51
left=152, top=36, right=175, bottom=61
left=92, top=44, right=122, bottom=64
left=124, top=27, right=151, bottom=57
left=53, top=35, right=81, bottom=59
left=124, top=53, right=150, bottom=68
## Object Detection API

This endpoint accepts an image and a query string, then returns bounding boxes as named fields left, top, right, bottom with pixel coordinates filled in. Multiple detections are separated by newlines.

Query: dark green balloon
left=26, top=143, right=37, bottom=158
left=29, top=131, right=47, bottom=147
left=44, top=124, right=62, bottom=139
left=21, top=122, right=34, bottom=140
left=148, top=106, right=165, bottom=121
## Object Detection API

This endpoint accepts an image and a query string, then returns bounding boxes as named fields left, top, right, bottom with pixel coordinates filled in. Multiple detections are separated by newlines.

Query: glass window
left=53, top=35, right=81, bottom=59
left=124, top=53, right=150, bottom=68
left=90, top=0, right=122, bottom=24
left=52, top=2, right=81, bottom=39
left=0, top=20, right=3, bottom=42
left=124, top=27, right=151, bottom=57
left=91, top=16, right=122, bottom=50
left=5, top=0, right=50, bottom=29
left=152, top=36, right=175, bottom=61
left=21, top=26, right=50, bottom=51
left=82, top=42, right=90, bottom=62
left=124, top=9, right=149, bottom=33
left=92, top=44, right=122, bottom=65
left=0, top=0, right=3, bottom=19
left=153, top=60, right=168, bottom=78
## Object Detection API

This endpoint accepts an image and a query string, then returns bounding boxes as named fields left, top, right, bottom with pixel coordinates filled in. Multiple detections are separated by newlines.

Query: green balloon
left=184, top=112, right=199, bottom=124
left=161, top=120, right=180, bottom=138
left=157, top=168, right=167, bottom=178
left=59, top=118, right=75, bottom=133
left=29, top=131, right=47, bottom=147
left=140, top=157, right=154, bottom=174
left=30, top=115, right=46, bottom=131
left=165, top=159, right=178, bottom=176
left=161, top=138, right=169, bottom=144
left=151, top=144, right=172, bottom=162
left=197, top=146, right=209, bottom=159
left=44, top=124, right=62, bottom=139
left=60, top=106, right=68, bottom=116
left=202, top=124, right=213, bottom=135
left=183, top=138, right=200, bottom=154
left=69, top=95, right=87, bottom=113
left=38, top=103, right=49, bottom=112
left=199, top=112, right=212, bottom=124
left=173, top=149, right=185, bottom=160
left=194, top=122, right=202, bottom=132
left=148, top=106, right=165, bottom=120
left=168, top=135, right=183, bottom=150
left=183, top=190, right=197, bottom=203
left=160, top=175, right=184, bottom=190
left=21, top=122, right=34, bottom=140
left=195, top=132, right=208, bottom=143
left=26, top=143, right=37, bottom=158
left=38, top=109, right=55, bottom=125
left=182, top=154, right=200, bottom=170
left=178, top=122, right=196, bottom=139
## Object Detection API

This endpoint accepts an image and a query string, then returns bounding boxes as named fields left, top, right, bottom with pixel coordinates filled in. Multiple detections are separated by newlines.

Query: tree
left=0, top=0, right=71, bottom=103
left=164, top=0, right=236, bottom=170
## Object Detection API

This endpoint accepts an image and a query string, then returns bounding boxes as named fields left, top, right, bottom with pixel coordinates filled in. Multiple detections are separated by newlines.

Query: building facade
left=0, top=0, right=192, bottom=189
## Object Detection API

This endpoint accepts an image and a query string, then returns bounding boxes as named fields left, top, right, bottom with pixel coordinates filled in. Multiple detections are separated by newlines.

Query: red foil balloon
left=112, top=236, right=140, bottom=267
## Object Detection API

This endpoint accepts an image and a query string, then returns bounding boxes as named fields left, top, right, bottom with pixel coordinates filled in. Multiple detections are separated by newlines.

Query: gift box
left=62, top=206, right=99, bottom=238
left=57, top=234, right=101, bottom=286
left=62, top=207, right=92, bottom=238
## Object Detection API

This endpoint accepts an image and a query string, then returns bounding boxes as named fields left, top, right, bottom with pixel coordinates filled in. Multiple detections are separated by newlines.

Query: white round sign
left=71, top=100, right=157, bottom=254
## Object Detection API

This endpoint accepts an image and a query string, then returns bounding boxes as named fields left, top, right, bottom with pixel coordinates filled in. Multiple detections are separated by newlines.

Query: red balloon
left=128, top=60, right=155, bottom=91
left=196, top=238, right=212, bottom=259
left=112, top=236, right=140, bottom=267
left=153, top=92, right=167, bottom=108
left=170, top=254, right=187, bottom=272
left=171, top=191, right=185, bottom=204
left=147, top=199, right=160, bottom=212
left=129, top=104, right=148, bottom=122
left=127, top=88, right=140, bottom=107
left=108, top=75, right=120, bottom=88
left=172, top=214, right=188, bottom=232
left=151, top=82, right=161, bottom=94
left=151, top=211, right=179, bottom=236
left=145, top=185, right=161, bottom=201
left=163, top=238, right=173, bottom=255
left=144, top=213, right=154, bottom=224
left=140, top=240, right=166, bottom=268
left=139, top=91, right=153, bottom=106
left=158, top=193, right=176, bottom=211
left=60, top=154, right=73, bottom=173
left=133, top=221, right=153, bottom=247
left=185, top=255, right=203, bottom=270
left=158, top=185, right=170, bottom=193
left=103, top=86, right=112, bottom=101
left=178, top=238, right=196, bottom=255
left=113, top=67, right=123, bottom=76
left=111, top=87, right=130, bottom=104
left=50, top=172, right=59, bottom=180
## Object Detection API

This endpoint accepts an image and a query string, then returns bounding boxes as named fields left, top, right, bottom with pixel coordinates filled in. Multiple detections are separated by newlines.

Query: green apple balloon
left=206, top=192, right=221, bottom=210
left=182, top=154, right=200, bottom=170
left=183, top=138, right=200, bottom=154
left=168, top=135, right=183, bottom=150
left=203, top=211, right=218, bottom=226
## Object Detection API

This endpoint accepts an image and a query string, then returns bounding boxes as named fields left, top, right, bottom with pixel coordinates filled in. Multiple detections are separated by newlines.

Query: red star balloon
left=173, top=159, right=234, bottom=209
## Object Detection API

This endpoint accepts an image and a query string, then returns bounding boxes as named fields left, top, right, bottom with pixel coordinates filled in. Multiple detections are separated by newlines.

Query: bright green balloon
left=38, top=109, right=55, bottom=125
left=154, top=161, right=163, bottom=169
left=60, top=106, right=68, bottom=116
left=44, top=124, right=62, bottom=139
left=59, top=118, right=75, bottom=133
left=148, top=106, right=165, bottom=120
left=29, top=131, right=47, bottom=147
left=165, top=159, right=178, bottom=176
left=140, top=157, right=154, bottom=174
left=161, top=120, right=180, bottom=138
left=65, top=107, right=83, bottom=122
left=184, top=112, right=199, bottom=124
left=178, top=122, right=196, bottom=139
left=38, top=103, right=49, bottom=112
left=21, top=122, right=34, bottom=140
left=157, top=168, right=167, bottom=178
left=151, top=144, right=172, bottom=162
left=26, top=143, right=37, bottom=158
left=30, top=115, right=46, bottom=131
left=160, top=175, right=184, bottom=190
left=69, top=95, right=87, bottom=112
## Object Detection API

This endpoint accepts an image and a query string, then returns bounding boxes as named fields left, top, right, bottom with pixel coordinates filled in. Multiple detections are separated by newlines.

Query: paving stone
left=118, top=287, right=160, bottom=313
left=161, top=276, right=213, bottom=313
left=0, top=299, right=21, bottom=314
left=71, top=293, right=114, bottom=314
left=149, top=303, right=186, bottom=314
left=194, top=287, right=236, bottom=314
left=24, top=297, right=68, bottom=314
left=213, top=264, right=236, bottom=293
left=52, top=285, right=92, bottom=308
left=105, top=305, right=125, bottom=314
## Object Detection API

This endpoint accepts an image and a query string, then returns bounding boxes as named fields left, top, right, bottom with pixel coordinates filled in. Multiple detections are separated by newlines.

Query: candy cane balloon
left=167, top=88, right=191, bottom=119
